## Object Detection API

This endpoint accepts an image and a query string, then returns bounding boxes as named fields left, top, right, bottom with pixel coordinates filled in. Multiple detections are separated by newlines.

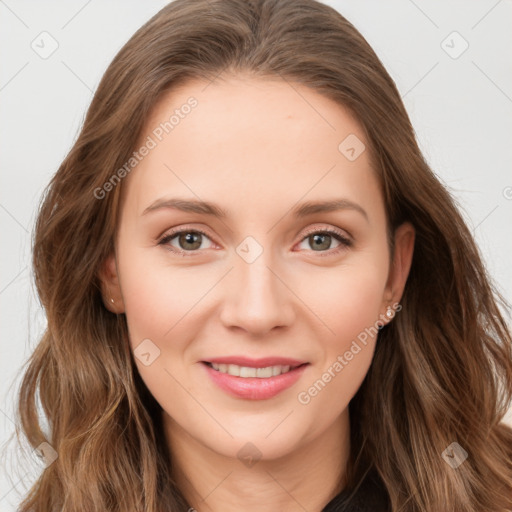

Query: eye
left=158, top=228, right=215, bottom=255
left=157, top=226, right=352, bottom=257
left=296, top=227, right=352, bottom=255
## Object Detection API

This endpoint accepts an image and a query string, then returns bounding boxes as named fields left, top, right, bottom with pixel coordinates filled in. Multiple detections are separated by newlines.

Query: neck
left=163, top=409, right=350, bottom=512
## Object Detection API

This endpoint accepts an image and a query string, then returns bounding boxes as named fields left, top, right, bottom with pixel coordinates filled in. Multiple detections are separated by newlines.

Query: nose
left=219, top=249, right=296, bottom=337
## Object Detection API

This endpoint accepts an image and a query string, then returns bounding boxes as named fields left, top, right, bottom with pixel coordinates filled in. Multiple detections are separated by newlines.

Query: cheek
left=294, top=264, right=386, bottom=418
left=119, top=247, right=214, bottom=345
left=297, top=256, right=388, bottom=343
left=117, top=247, right=210, bottom=412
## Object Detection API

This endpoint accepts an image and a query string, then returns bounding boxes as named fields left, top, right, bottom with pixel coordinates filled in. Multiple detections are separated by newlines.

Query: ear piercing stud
left=386, top=306, right=393, bottom=318
left=110, top=298, right=115, bottom=304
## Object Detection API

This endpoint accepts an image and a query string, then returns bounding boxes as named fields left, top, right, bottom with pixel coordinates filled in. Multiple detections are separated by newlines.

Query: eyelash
left=300, top=227, right=352, bottom=257
left=157, top=225, right=352, bottom=257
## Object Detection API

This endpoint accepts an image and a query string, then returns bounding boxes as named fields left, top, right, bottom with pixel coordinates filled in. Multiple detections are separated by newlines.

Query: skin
left=99, top=75, right=414, bottom=512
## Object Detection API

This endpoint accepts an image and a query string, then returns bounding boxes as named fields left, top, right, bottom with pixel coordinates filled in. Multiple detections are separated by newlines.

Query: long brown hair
left=16, top=0, right=512, bottom=510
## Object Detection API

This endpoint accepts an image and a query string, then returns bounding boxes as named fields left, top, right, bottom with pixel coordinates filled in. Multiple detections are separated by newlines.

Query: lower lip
left=201, top=362, right=309, bottom=400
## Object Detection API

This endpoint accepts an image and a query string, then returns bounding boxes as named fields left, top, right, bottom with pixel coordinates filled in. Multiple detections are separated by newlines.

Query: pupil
left=311, top=234, right=330, bottom=251
left=180, top=232, right=201, bottom=250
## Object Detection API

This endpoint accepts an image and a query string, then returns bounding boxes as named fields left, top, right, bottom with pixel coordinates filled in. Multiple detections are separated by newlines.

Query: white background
left=1, top=0, right=511, bottom=509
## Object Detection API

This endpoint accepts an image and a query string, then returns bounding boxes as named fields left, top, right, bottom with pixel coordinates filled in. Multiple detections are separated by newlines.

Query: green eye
left=297, top=229, right=352, bottom=254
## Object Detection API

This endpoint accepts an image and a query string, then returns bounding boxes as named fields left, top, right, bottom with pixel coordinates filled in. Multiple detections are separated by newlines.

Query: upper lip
left=203, top=356, right=308, bottom=368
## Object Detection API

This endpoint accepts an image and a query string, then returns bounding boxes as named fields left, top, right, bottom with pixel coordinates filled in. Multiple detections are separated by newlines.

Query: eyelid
left=157, top=224, right=213, bottom=241
left=299, top=224, right=352, bottom=242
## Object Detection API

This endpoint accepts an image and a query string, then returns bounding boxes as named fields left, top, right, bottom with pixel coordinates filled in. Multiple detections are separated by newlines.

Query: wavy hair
left=16, top=0, right=512, bottom=510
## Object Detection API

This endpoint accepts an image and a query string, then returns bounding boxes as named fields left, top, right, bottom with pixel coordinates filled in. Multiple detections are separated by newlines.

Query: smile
left=201, top=361, right=309, bottom=400
left=205, top=362, right=301, bottom=378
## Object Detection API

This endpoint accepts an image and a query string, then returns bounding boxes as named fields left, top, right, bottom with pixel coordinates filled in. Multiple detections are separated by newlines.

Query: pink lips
left=201, top=356, right=309, bottom=400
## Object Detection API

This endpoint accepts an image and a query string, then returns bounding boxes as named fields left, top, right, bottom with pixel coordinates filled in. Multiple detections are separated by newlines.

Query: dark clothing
left=322, top=469, right=390, bottom=512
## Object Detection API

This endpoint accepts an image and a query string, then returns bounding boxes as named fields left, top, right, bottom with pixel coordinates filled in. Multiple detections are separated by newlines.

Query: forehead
left=121, top=75, right=383, bottom=223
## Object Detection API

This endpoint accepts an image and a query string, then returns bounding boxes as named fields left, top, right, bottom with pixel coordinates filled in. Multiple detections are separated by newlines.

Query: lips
left=200, top=356, right=309, bottom=400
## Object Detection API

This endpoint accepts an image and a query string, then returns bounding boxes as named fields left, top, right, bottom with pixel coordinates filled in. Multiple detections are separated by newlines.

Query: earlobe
left=97, top=253, right=125, bottom=314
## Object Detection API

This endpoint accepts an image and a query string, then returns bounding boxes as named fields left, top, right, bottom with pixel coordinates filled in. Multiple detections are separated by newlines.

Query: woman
left=17, top=0, right=512, bottom=510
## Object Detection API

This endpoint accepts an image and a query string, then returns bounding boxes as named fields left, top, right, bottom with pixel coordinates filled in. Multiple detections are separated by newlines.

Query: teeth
left=228, top=364, right=240, bottom=376
left=256, top=367, right=272, bottom=378
left=240, top=366, right=256, bottom=378
left=210, top=363, right=294, bottom=378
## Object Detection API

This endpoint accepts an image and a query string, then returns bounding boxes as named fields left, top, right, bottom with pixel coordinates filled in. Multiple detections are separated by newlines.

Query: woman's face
left=103, top=75, right=413, bottom=461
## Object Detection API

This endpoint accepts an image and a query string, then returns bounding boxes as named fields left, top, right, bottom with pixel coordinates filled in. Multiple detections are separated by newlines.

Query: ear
left=97, top=253, right=125, bottom=314
left=381, top=222, right=415, bottom=317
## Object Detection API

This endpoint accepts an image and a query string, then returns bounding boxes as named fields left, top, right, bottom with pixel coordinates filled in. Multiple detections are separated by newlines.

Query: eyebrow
left=142, top=197, right=368, bottom=221
left=142, top=198, right=228, bottom=217
left=293, top=199, right=368, bottom=221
